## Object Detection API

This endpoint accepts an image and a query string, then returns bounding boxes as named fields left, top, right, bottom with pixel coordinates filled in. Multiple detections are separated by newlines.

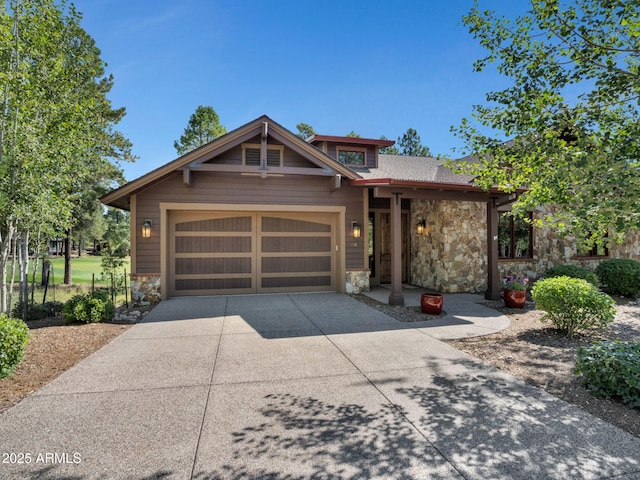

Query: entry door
left=380, top=213, right=409, bottom=284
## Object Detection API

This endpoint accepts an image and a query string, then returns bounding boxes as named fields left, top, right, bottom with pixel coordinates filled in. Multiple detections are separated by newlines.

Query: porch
left=360, top=184, right=518, bottom=306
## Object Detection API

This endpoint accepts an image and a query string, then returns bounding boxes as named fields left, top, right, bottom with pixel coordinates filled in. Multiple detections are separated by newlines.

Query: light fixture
left=352, top=221, right=361, bottom=239
left=141, top=220, right=152, bottom=238
left=417, top=220, right=426, bottom=235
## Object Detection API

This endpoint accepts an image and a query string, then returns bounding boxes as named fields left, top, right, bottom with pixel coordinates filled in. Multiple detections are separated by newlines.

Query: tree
left=379, top=136, right=399, bottom=155
left=100, top=207, right=129, bottom=301
left=74, top=203, right=107, bottom=255
left=345, top=131, right=361, bottom=138
left=451, top=0, right=640, bottom=246
left=397, top=128, right=431, bottom=157
left=0, top=0, right=133, bottom=312
left=295, top=123, right=315, bottom=140
left=174, top=105, right=226, bottom=155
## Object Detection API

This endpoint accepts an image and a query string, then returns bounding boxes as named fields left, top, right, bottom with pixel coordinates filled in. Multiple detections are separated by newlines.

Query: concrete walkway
left=362, top=286, right=512, bottom=339
left=1, top=293, right=639, bottom=479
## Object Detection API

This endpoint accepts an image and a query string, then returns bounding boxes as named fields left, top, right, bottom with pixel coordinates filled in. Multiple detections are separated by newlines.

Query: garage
left=167, top=210, right=338, bottom=296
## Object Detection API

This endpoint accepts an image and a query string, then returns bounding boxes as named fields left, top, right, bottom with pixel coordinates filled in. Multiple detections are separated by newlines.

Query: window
left=241, top=143, right=283, bottom=167
left=498, top=212, right=533, bottom=259
left=577, top=236, right=609, bottom=257
left=337, top=146, right=366, bottom=165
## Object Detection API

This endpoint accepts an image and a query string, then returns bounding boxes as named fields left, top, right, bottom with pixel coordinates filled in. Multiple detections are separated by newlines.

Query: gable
left=101, top=115, right=360, bottom=210
left=200, top=134, right=335, bottom=171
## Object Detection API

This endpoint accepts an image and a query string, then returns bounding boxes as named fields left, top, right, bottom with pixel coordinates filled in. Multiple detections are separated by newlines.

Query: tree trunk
left=63, top=228, right=72, bottom=284
left=7, top=231, right=17, bottom=314
left=18, top=230, right=29, bottom=319
left=41, top=260, right=51, bottom=287
left=0, top=222, right=16, bottom=314
left=30, top=230, right=41, bottom=303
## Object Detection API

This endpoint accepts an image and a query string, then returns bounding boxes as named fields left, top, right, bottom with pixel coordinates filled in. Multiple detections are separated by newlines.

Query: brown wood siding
left=366, top=146, right=376, bottom=167
left=134, top=171, right=366, bottom=274
left=207, top=145, right=243, bottom=165
left=204, top=141, right=327, bottom=170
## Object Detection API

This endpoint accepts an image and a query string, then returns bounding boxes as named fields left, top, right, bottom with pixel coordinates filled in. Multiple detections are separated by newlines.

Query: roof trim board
left=308, top=135, right=395, bottom=147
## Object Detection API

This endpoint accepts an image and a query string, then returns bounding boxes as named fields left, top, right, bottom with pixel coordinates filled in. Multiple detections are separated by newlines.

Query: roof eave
left=308, top=135, right=395, bottom=147
left=349, top=177, right=526, bottom=195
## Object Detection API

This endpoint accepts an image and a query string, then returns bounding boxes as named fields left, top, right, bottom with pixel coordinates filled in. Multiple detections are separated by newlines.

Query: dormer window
left=337, top=146, right=366, bottom=165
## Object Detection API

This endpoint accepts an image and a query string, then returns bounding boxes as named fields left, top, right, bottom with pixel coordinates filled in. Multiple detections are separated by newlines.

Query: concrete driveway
left=1, top=293, right=639, bottom=479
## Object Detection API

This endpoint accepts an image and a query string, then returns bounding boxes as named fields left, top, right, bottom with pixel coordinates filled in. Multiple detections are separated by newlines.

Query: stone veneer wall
left=411, top=200, right=488, bottom=293
left=499, top=218, right=640, bottom=281
left=130, top=274, right=161, bottom=306
left=410, top=201, right=640, bottom=293
left=346, top=269, right=370, bottom=294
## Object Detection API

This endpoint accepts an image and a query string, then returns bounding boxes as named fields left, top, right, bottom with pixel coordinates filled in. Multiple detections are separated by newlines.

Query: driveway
left=1, top=293, right=639, bottom=479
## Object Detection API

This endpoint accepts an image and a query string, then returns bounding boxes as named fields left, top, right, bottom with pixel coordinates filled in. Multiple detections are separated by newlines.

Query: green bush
left=42, top=301, right=65, bottom=317
left=595, top=258, right=640, bottom=297
left=12, top=301, right=45, bottom=321
left=11, top=300, right=65, bottom=321
left=0, top=314, right=30, bottom=379
left=544, top=265, right=598, bottom=286
left=62, top=292, right=115, bottom=324
left=575, top=341, right=640, bottom=408
left=531, top=276, right=616, bottom=337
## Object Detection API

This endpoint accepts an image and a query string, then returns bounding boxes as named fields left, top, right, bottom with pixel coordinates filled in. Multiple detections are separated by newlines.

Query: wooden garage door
left=169, top=211, right=336, bottom=296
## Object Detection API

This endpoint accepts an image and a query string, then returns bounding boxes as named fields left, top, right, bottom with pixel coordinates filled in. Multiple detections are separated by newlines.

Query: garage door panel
left=175, top=278, right=253, bottom=292
left=261, top=276, right=332, bottom=289
left=176, top=216, right=252, bottom=232
left=176, top=236, right=252, bottom=254
left=261, top=216, right=331, bottom=233
left=175, top=257, right=252, bottom=275
left=261, top=236, right=331, bottom=253
left=261, top=256, right=331, bottom=274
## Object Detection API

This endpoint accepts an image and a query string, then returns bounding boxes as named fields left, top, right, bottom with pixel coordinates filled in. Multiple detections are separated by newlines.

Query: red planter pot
left=421, top=293, right=444, bottom=315
left=504, top=289, right=526, bottom=308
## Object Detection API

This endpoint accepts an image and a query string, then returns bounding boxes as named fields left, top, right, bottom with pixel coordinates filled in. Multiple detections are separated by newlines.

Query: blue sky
left=76, top=0, right=525, bottom=181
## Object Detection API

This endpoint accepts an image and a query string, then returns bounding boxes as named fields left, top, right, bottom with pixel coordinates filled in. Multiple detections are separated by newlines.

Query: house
left=100, top=115, right=640, bottom=305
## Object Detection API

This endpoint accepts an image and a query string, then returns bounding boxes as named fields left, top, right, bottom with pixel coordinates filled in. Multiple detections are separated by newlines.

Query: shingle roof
left=353, top=154, right=475, bottom=185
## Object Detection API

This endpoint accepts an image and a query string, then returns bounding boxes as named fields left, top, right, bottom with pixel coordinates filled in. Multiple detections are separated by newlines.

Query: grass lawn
left=8, top=255, right=132, bottom=308
left=9, top=255, right=131, bottom=285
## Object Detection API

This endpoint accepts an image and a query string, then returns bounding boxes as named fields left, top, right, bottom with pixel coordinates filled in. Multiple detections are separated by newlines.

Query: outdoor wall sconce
left=352, top=222, right=361, bottom=239
left=417, top=220, right=427, bottom=235
left=141, top=220, right=152, bottom=238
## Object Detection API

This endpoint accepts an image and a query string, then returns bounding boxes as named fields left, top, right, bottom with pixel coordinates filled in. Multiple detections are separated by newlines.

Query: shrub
left=0, top=314, right=30, bottom=379
left=12, top=301, right=45, bottom=321
left=595, top=258, right=640, bottom=297
left=575, top=341, right=640, bottom=408
left=531, top=276, right=616, bottom=337
left=42, top=301, right=64, bottom=317
left=62, top=292, right=115, bottom=324
left=11, top=300, right=66, bottom=321
left=544, top=265, right=598, bottom=287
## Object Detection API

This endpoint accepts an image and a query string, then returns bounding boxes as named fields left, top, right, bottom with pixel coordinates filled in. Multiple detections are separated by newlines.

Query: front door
left=379, top=212, right=409, bottom=284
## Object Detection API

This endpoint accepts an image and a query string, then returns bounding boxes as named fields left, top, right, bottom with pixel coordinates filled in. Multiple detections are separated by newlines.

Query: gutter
left=349, top=177, right=526, bottom=195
